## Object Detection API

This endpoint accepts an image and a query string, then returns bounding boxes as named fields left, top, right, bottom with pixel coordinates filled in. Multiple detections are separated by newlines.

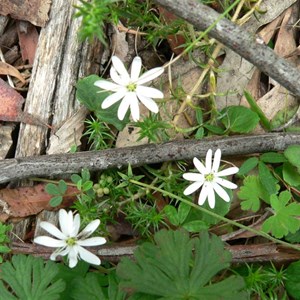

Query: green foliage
left=258, top=161, right=278, bottom=195
left=46, top=180, right=68, bottom=207
left=284, top=144, right=300, bottom=172
left=220, top=105, right=260, bottom=134
left=237, top=157, right=258, bottom=176
left=76, top=75, right=129, bottom=130
left=117, top=230, right=248, bottom=299
left=285, top=260, right=300, bottom=299
left=0, top=255, right=65, bottom=300
left=0, top=222, right=12, bottom=263
left=238, top=175, right=279, bottom=212
left=83, top=116, right=115, bottom=150
left=262, top=191, right=300, bottom=238
left=282, top=162, right=300, bottom=187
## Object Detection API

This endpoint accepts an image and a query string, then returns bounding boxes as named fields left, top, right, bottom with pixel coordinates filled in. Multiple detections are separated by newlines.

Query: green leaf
left=76, top=75, right=129, bottom=130
left=195, top=108, right=203, bottom=124
left=195, top=127, right=204, bottom=139
left=283, top=162, right=300, bottom=187
left=258, top=161, right=278, bottom=195
left=182, top=220, right=208, bottom=232
left=117, top=230, right=248, bottom=299
left=0, top=245, right=10, bottom=253
left=71, top=174, right=82, bottom=184
left=58, top=180, right=67, bottom=194
left=285, top=260, right=300, bottom=299
left=177, top=202, right=191, bottom=224
left=49, top=196, right=63, bottom=207
left=164, top=205, right=179, bottom=226
left=82, top=181, right=93, bottom=192
left=0, top=255, right=65, bottom=300
left=262, top=191, right=300, bottom=238
left=203, top=124, right=225, bottom=135
left=284, top=145, right=300, bottom=172
left=220, top=106, right=259, bottom=133
left=237, top=157, right=258, bottom=176
left=238, top=176, right=279, bottom=212
left=45, top=183, right=61, bottom=196
left=108, top=271, right=127, bottom=300
left=243, top=90, right=271, bottom=130
left=260, top=152, right=287, bottom=163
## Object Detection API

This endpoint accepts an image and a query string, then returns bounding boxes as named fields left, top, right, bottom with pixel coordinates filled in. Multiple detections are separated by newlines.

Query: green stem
left=130, top=179, right=300, bottom=251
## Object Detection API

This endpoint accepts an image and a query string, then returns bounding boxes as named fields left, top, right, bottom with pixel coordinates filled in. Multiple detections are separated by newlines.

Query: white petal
left=213, top=183, right=230, bottom=202
left=112, top=56, right=130, bottom=81
left=59, top=209, right=73, bottom=237
left=34, top=236, right=66, bottom=248
left=117, top=93, right=132, bottom=120
left=193, top=157, right=207, bottom=174
left=136, top=67, right=164, bottom=85
left=198, top=184, right=209, bottom=206
left=101, top=90, right=127, bottom=109
left=78, top=246, right=101, bottom=265
left=183, top=172, right=204, bottom=182
left=183, top=181, right=203, bottom=195
left=72, top=213, right=81, bottom=236
left=68, top=246, right=79, bottom=268
left=207, top=184, right=216, bottom=209
left=94, top=80, right=121, bottom=92
left=137, top=95, right=159, bottom=113
left=136, top=86, right=164, bottom=99
left=205, top=149, right=213, bottom=172
left=217, top=167, right=239, bottom=177
left=78, top=237, right=106, bottom=246
left=215, top=177, right=238, bottom=189
left=110, top=67, right=128, bottom=86
left=130, top=56, right=142, bottom=81
left=50, top=247, right=69, bottom=261
left=80, top=220, right=100, bottom=238
left=130, top=95, right=140, bottom=121
left=39, top=222, right=66, bottom=240
left=212, top=149, right=221, bottom=172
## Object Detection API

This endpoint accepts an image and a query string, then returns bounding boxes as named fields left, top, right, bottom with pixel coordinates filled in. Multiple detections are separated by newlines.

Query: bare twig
left=0, top=133, right=299, bottom=184
left=153, top=0, right=300, bottom=97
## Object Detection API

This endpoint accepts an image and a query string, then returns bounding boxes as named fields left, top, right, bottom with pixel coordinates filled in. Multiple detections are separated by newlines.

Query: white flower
left=34, top=209, right=106, bottom=268
left=183, top=149, right=239, bottom=209
left=94, top=56, right=164, bottom=121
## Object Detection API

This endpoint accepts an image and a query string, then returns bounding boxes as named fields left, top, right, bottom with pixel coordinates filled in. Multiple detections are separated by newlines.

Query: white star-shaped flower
left=34, top=209, right=106, bottom=268
left=183, top=149, right=239, bottom=209
left=94, top=56, right=164, bottom=121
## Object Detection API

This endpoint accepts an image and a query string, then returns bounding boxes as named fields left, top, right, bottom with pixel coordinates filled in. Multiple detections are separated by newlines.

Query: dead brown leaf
left=0, top=62, right=25, bottom=83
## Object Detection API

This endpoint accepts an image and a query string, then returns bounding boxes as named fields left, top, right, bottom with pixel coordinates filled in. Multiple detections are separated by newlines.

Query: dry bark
left=153, top=0, right=300, bottom=97
left=0, top=133, right=299, bottom=184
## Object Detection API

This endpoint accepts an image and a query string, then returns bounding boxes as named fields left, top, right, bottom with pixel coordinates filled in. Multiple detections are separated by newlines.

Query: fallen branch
left=0, top=133, right=299, bottom=184
left=153, top=0, right=300, bottom=97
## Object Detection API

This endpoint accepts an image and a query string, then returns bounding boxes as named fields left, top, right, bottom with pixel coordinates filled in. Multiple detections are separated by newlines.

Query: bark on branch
left=153, top=0, right=300, bottom=97
left=0, top=133, right=299, bottom=184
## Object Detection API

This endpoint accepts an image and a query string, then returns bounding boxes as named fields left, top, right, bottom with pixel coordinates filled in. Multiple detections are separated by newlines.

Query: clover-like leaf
left=262, top=191, right=300, bottom=238
left=117, top=230, right=248, bottom=299
left=238, top=175, right=279, bottom=212
left=0, top=255, right=65, bottom=300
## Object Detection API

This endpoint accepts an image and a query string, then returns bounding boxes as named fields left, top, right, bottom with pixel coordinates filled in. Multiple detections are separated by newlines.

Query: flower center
left=127, top=82, right=137, bottom=92
left=66, top=237, right=77, bottom=246
left=205, top=173, right=214, bottom=182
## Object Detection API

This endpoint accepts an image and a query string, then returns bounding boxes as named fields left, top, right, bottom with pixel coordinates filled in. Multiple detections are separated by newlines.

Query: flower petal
left=78, top=246, right=101, bottom=266
left=198, top=184, right=209, bottom=206
left=110, top=67, right=128, bottom=86
left=117, top=93, right=132, bottom=120
left=137, top=95, right=159, bottom=113
left=213, top=182, right=230, bottom=202
left=136, top=67, right=164, bottom=85
left=193, top=157, right=207, bottom=174
left=80, top=220, right=100, bottom=238
left=94, top=80, right=121, bottom=92
left=130, top=94, right=140, bottom=121
left=205, top=149, right=213, bottom=172
left=215, top=177, right=238, bottom=189
left=112, top=56, right=130, bottom=81
left=130, top=56, right=142, bottom=81
left=50, top=247, right=69, bottom=261
left=101, top=90, right=127, bottom=109
left=68, top=246, right=79, bottom=268
left=72, top=213, right=81, bottom=236
left=136, top=86, right=164, bottom=99
left=183, top=181, right=203, bottom=195
left=78, top=237, right=106, bottom=247
left=59, top=209, right=73, bottom=237
left=183, top=172, right=204, bottom=182
left=217, top=167, right=239, bottom=177
left=34, top=236, right=66, bottom=248
left=212, top=149, right=221, bottom=172
left=207, top=184, right=216, bottom=209
left=39, top=222, right=66, bottom=240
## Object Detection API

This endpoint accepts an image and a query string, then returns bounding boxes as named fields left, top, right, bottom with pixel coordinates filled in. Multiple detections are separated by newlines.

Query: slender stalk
left=130, top=179, right=300, bottom=251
